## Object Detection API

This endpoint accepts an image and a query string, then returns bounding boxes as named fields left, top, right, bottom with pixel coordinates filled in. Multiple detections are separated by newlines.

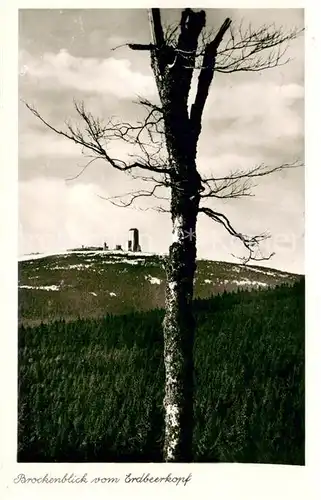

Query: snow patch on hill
left=224, top=278, right=268, bottom=288
left=145, top=275, right=162, bottom=285
left=51, top=264, right=93, bottom=270
left=19, top=284, right=60, bottom=291
left=247, top=267, right=278, bottom=277
left=18, top=250, right=158, bottom=262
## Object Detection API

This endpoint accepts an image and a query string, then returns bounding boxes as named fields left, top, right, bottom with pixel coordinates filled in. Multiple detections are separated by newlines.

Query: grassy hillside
left=18, top=279, right=305, bottom=464
left=18, top=250, right=300, bottom=325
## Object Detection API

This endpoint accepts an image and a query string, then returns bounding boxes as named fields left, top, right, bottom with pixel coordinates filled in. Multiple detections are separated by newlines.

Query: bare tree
left=25, top=8, right=303, bottom=462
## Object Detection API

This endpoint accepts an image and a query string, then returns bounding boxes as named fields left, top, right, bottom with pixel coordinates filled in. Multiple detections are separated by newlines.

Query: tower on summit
left=128, top=228, right=140, bottom=252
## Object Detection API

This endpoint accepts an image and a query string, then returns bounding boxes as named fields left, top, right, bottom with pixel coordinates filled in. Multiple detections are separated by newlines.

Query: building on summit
left=128, top=228, right=141, bottom=252
left=99, top=229, right=141, bottom=253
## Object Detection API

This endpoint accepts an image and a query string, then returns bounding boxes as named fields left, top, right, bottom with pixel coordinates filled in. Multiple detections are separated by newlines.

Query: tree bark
left=163, top=198, right=199, bottom=461
left=162, top=152, right=201, bottom=461
left=145, top=8, right=206, bottom=462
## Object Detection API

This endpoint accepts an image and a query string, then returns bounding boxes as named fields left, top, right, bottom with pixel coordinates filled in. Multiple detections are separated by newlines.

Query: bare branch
left=199, top=206, right=274, bottom=264
left=200, top=160, right=303, bottom=199
left=97, top=182, right=169, bottom=209
left=66, top=157, right=100, bottom=182
left=110, top=42, right=131, bottom=51
left=128, top=43, right=155, bottom=51
left=24, top=100, right=170, bottom=176
left=214, top=23, right=303, bottom=73
left=190, top=17, right=232, bottom=142
left=134, top=96, right=163, bottom=113
left=203, top=160, right=303, bottom=183
left=173, top=9, right=206, bottom=106
left=200, top=176, right=255, bottom=200
left=176, top=22, right=302, bottom=75
left=149, top=8, right=165, bottom=48
left=164, top=21, right=180, bottom=46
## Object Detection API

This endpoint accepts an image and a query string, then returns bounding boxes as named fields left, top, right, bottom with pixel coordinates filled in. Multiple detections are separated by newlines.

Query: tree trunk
left=159, top=48, right=203, bottom=461
left=145, top=7, right=206, bottom=463
left=162, top=160, right=200, bottom=462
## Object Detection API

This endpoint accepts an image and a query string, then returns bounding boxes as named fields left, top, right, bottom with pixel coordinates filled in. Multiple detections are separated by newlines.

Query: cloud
left=19, top=132, right=80, bottom=159
left=205, top=80, right=303, bottom=127
left=20, top=49, right=156, bottom=99
left=195, top=79, right=304, bottom=163
left=19, top=44, right=303, bottom=166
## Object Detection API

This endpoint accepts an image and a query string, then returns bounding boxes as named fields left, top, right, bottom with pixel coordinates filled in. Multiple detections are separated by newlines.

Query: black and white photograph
left=16, top=6, right=305, bottom=466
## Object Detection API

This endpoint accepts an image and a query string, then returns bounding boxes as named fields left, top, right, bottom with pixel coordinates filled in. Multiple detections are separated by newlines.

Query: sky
left=18, top=8, right=304, bottom=273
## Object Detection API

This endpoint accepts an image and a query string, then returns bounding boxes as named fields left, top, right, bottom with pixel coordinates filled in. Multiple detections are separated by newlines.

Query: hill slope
left=18, top=250, right=301, bottom=325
